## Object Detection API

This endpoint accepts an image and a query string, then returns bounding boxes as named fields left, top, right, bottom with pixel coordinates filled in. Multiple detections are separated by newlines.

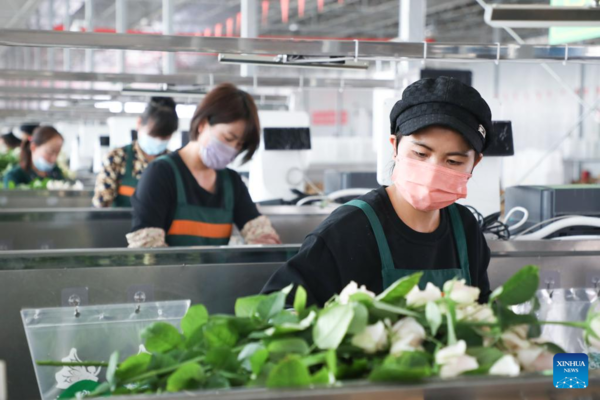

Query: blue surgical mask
left=33, top=156, right=55, bottom=172
left=138, top=132, right=169, bottom=156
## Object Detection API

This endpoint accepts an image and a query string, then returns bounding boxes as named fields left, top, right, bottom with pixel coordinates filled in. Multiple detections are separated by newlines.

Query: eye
left=412, top=150, right=427, bottom=158
left=447, top=159, right=464, bottom=166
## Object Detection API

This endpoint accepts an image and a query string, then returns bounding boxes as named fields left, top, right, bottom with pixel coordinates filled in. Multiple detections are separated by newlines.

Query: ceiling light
left=176, top=104, right=196, bottom=119
left=95, top=101, right=123, bottom=113
left=218, top=54, right=370, bottom=70
left=124, top=102, right=146, bottom=114
left=484, top=5, right=600, bottom=28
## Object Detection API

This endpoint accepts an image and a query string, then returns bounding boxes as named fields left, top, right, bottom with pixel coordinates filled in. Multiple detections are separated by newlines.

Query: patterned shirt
left=92, top=141, right=169, bottom=208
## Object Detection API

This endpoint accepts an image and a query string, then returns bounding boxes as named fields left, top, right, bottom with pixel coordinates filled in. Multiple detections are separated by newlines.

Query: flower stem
left=536, top=320, right=586, bottom=328
left=122, top=356, right=205, bottom=385
left=37, top=361, right=110, bottom=367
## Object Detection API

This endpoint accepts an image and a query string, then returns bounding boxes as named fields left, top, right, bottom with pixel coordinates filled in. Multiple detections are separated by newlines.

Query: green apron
left=159, top=156, right=234, bottom=247
left=343, top=200, right=471, bottom=290
left=113, top=144, right=138, bottom=208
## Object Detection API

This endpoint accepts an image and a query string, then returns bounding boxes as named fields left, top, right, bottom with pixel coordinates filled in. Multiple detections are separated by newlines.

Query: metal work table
left=0, top=205, right=336, bottom=249
left=106, top=374, right=600, bottom=400
left=2, top=240, right=600, bottom=399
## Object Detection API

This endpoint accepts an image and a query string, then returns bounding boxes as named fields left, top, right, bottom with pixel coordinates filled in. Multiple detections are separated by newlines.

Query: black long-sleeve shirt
left=262, top=187, right=491, bottom=307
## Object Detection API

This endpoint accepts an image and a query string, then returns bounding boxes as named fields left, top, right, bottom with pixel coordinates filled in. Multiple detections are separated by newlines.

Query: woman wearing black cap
left=262, top=77, right=492, bottom=307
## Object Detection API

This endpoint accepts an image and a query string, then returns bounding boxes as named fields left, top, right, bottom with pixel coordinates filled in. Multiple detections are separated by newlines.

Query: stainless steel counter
left=3, top=240, right=600, bottom=399
left=0, top=205, right=336, bottom=250
left=0, top=189, right=94, bottom=208
left=106, top=374, right=600, bottom=400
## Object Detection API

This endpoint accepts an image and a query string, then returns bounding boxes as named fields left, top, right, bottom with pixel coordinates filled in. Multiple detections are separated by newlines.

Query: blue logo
left=554, top=353, right=589, bottom=389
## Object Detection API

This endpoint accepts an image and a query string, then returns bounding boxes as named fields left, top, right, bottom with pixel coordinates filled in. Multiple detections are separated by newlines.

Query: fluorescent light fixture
left=218, top=54, right=370, bottom=70
left=124, top=102, right=146, bottom=114
left=95, top=101, right=123, bottom=113
left=176, top=104, right=197, bottom=119
left=484, top=5, right=600, bottom=28
left=121, top=88, right=206, bottom=98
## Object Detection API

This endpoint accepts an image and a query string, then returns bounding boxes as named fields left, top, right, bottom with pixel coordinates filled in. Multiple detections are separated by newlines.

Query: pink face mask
left=392, top=155, right=472, bottom=212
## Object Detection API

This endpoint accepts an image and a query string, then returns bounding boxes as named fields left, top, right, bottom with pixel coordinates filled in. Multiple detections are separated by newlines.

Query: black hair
left=140, top=97, right=179, bottom=139
left=1, top=132, right=21, bottom=149
left=20, top=123, right=40, bottom=136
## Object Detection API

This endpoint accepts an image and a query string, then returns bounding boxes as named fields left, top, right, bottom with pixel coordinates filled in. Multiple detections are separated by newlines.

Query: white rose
left=339, top=281, right=375, bottom=305
left=440, top=355, right=479, bottom=379
left=517, top=346, right=553, bottom=372
left=435, top=340, right=467, bottom=365
left=587, top=316, right=600, bottom=350
left=501, top=325, right=531, bottom=353
left=457, top=304, right=496, bottom=323
left=390, top=317, right=426, bottom=356
left=406, top=283, right=442, bottom=308
left=489, top=355, right=520, bottom=377
left=351, top=321, right=388, bottom=354
left=443, top=280, right=480, bottom=305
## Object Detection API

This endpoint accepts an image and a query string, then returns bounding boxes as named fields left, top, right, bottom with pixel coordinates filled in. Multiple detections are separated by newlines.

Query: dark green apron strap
left=343, top=200, right=395, bottom=272
left=220, top=170, right=234, bottom=212
left=124, top=144, right=134, bottom=179
left=157, top=156, right=187, bottom=206
left=447, top=204, right=472, bottom=285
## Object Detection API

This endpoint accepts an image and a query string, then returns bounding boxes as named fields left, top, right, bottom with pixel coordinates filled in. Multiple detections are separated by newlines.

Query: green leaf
left=141, top=323, right=183, bottom=353
left=250, top=349, right=270, bottom=376
left=267, top=338, right=310, bottom=361
left=58, top=380, right=101, bottom=399
left=349, top=292, right=376, bottom=305
left=270, top=311, right=317, bottom=335
left=426, top=302, right=442, bottom=336
left=455, top=323, right=484, bottom=347
left=325, top=349, right=337, bottom=377
left=376, top=272, right=423, bottom=304
left=203, top=319, right=239, bottom=349
left=181, top=305, right=209, bottom=340
left=166, top=362, right=205, bottom=392
left=266, top=356, right=311, bottom=388
left=494, top=303, right=537, bottom=330
left=347, top=303, right=369, bottom=335
left=271, top=310, right=299, bottom=326
left=371, top=301, right=420, bottom=318
left=495, top=265, right=539, bottom=306
left=369, top=352, right=432, bottom=382
left=294, top=286, right=307, bottom=313
left=313, top=304, right=355, bottom=350
left=116, top=353, right=152, bottom=382
left=540, top=341, right=566, bottom=354
left=206, top=347, right=239, bottom=372
left=336, top=358, right=369, bottom=379
left=445, top=300, right=457, bottom=345
left=235, top=295, right=267, bottom=318
left=204, top=373, right=231, bottom=389
left=256, top=292, right=287, bottom=322
left=148, top=353, right=178, bottom=371
left=106, top=351, right=120, bottom=391
left=310, top=367, right=332, bottom=385
left=465, top=347, right=505, bottom=374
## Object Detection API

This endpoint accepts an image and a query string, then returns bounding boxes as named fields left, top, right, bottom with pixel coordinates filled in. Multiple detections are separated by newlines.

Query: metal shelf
left=1, top=29, right=600, bottom=63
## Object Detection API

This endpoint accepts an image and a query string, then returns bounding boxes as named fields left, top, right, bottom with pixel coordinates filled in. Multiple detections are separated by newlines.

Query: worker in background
left=3, top=126, right=64, bottom=188
left=127, top=83, right=281, bottom=247
left=93, top=97, right=178, bottom=208
left=18, top=123, right=40, bottom=141
left=0, top=131, right=22, bottom=153
left=263, top=77, right=492, bottom=306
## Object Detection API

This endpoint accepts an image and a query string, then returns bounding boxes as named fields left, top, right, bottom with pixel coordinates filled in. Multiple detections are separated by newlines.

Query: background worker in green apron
left=127, top=84, right=281, bottom=248
left=262, top=77, right=493, bottom=307
left=93, top=97, right=178, bottom=208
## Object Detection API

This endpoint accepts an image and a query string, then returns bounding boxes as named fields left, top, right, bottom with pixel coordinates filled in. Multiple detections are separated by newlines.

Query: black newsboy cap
left=389, top=76, right=492, bottom=153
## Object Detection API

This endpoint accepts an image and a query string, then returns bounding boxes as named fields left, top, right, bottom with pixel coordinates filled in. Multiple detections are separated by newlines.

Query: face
left=198, top=120, right=246, bottom=151
left=390, top=126, right=482, bottom=174
left=31, top=136, right=63, bottom=164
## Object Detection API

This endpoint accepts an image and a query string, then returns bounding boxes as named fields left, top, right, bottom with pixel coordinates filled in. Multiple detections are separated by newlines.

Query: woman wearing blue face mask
left=127, top=83, right=281, bottom=248
left=93, top=97, right=178, bottom=208
left=3, top=126, right=64, bottom=188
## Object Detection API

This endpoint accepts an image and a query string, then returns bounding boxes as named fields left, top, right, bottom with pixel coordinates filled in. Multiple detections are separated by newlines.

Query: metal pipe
left=241, top=0, right=258, bottom=77
left=162, top=0, right=175, bottom=74
left=63, top=0, right=71, bottom=71
left=84, top=0, right=93, bottom=72
left=116, top=0, right=127, bottom=73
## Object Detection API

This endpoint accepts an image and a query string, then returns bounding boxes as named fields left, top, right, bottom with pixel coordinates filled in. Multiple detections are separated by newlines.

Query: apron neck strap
left=157, top=155, right=187, bottom=206
left=344, top=199, right=395, bottom=271
left=447, top=204, right=472, bottom=285
left=124, top=144, right=135, bottom=177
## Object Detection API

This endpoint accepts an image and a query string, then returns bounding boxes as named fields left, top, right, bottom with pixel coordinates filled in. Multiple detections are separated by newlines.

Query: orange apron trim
left=118, top=185, right=135, bottom=197
left=168, top=220, right=233, bottom=239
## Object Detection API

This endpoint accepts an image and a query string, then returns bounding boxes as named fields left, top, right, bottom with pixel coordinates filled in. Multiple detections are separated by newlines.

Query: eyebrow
left=411, top=140, right=470, bottom=158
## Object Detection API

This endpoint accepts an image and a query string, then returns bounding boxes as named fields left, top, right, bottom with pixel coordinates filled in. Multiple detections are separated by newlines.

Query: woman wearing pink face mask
left=127, top=83, right=281, bottom=247
left=263, top=77, right=492, bottom=307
